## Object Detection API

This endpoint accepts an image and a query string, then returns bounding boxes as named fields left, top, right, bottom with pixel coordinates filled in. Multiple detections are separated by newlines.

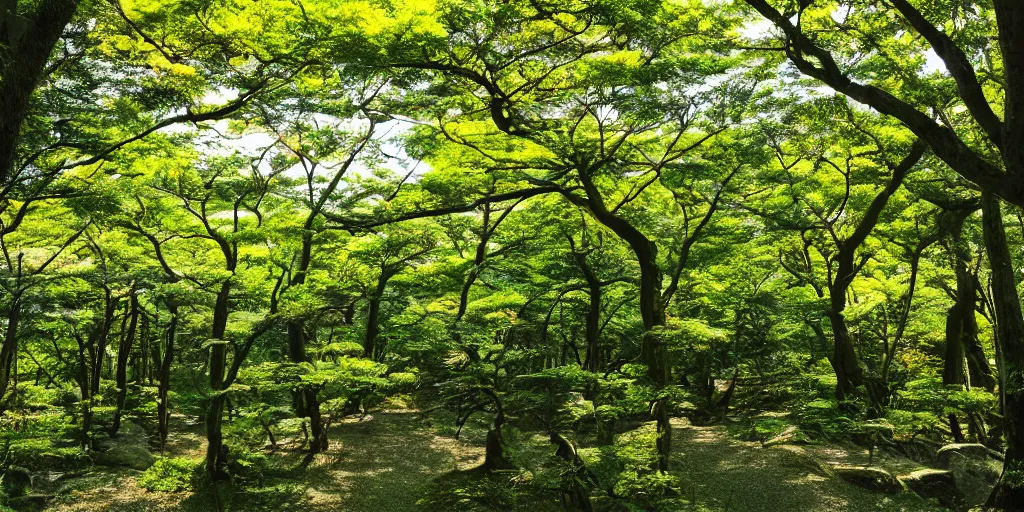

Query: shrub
left=230, top=451, right=272, bottom=485
left=746, top=417, right=792, bottom=443
left=138, top=457, right=200, bottom=492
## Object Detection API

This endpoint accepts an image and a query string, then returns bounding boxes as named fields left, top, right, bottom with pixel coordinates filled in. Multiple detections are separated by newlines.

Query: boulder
left=92, top=443, right=156, bottom=470
left=948, top=453, right=1001, bottom=507
left=899, top=469, right=962, bottom=508
left=764, top=425, right=809, bottom=447
left=923, top=443, right=1000, bottom=507
left=92, top=421, right=155, bottom=470
left=2, top=465, right=32, bottom=497
left=936, top=443, right=990, bottom=468
left=832, top=465, right=903, bottom=493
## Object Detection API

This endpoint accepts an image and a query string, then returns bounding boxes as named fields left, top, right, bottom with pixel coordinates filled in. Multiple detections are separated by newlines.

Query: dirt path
left=303, top=411, right=484, bottom=511
left=43, top=411, right=485, bottom=512
left=668, top=419, right=940, bottom=512
left=41, top=413, right=944, bottom=512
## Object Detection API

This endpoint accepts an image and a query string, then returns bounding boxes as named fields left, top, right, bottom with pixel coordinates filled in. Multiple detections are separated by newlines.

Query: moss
left=138, top=457, right=202, bottom=493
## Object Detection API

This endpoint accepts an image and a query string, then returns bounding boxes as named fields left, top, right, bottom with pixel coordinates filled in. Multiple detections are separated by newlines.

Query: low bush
left=138, top=457, right=201, bottom=492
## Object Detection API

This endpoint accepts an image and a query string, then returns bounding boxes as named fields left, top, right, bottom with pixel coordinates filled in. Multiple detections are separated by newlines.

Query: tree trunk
left=833, top=143, right=925, bottom=402
left=481, top=390, right=514, bottom=472
left=716, top=376, right=738, bottom=411
left=158, top=303, right=178, bottom=450
left=945, top=302, right=968, bottom=442
left=205, top=393, right=229, bottom=480
left=572, top=179, right=671, bottom=471
left=584, top=281, right=601, bottom=373
left=949, top=211, right=998, bottom=392
left=137, top=313, right=149, bottom=385
left=944, top=303, right=967, bottom=388
left=453, top=246, right=485, bottom=362
left=363, top=271, right=393, bottom=360
left=74, top=333, right=93, bottom=449
left=287, top=320, right=327, bottom=454
left=91, top=289, right=118, bottom=395
left=958, top=272, right=996, bottom=393
left=111, top=291, right=139, bottom=436
left=995, top=0, right=1024, bottom=188
left=826, top=307, right=862, bottom=401
left=576, top=253, right=602, bottom=373
left=0, top=0, right=80, bottom=187
left=285, top=227, right=328, bottom=454
left=550, top=432, right=594, bottom=511
left=205, top=281, right=231, bottom=480
left=0, top=296, right=22, bottom=410
left=981, top=192, right=1024, bottom=508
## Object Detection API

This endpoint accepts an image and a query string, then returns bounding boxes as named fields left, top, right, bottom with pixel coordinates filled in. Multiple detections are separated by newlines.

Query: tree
left=747, top=99, right=926, bottom=403
left=740, top=0, right=1024, bottom=209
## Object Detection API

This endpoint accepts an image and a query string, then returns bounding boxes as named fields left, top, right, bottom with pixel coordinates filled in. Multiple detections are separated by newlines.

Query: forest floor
left=667, top=418, right=938, bottom=512
left=37, top=411, right=945, bottom=512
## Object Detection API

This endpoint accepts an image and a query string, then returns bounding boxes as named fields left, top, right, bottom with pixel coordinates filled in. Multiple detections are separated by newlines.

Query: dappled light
left=1, top=0, right=1023, bottom=511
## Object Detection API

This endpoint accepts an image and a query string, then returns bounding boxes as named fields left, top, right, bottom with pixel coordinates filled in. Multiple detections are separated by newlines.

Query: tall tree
left=741, top=0, right=1024, bottom=208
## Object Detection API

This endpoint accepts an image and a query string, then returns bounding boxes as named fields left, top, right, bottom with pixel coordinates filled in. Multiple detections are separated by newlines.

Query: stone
left=92, top=421, right=155, bottom=470
left=948, top=454, right=1001, bottom=507
left=2, top=465, right=32, bottom=497
left=832, top=465, right=903, bottom=493
left=92, top=443, right=156, bottom=470
left=899, top=469, right=962, bottom=508
left=764, top=425, right=809, bottom=447
left=936, top=443, right=990, bottom=468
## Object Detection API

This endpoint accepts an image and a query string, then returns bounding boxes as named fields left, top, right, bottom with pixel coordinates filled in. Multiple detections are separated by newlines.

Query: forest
left=1, top=0, right=1023, bottom=510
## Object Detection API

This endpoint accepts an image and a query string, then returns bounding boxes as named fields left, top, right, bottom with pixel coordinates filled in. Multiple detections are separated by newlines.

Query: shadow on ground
left=668, top=419, right=941, bottom=512
left=42, top=413, right=947, bottom=512
left=301, top=411, right=484, bottom=512
left=42, top=411, right=484, bottom=512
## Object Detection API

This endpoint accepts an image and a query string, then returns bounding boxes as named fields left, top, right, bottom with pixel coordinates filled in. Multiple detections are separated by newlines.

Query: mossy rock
left=92, top=444, right=156, bottom=470
left=764, top=425, right=811, bottom=446
left=936, top=443, right=991, bottom=468
left=2, top=466, right=32, bottom=497
left=832, top=465, right=903, bottom=493
left=943, top=447, right=1001, bottom=507
left=92, top=421, right=155, bottom=470
left=899, top=469, right=962, bottom=508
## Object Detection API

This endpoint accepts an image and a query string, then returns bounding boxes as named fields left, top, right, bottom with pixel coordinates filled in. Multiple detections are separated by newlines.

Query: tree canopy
left=2, top=1, right=1024, bottom=510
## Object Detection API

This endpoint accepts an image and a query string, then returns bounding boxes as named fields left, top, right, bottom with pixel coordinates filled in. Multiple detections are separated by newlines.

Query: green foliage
left=0, top=0, right=1016, bottom=509
left=229, top=452, right=272, bottom=486
left=138, top=457, right=201, bottom=492
left=577, top=423, right=690, bottom=510
left=746, top=417, right=793, bottom=443
left=416, top=471, right=558, bottom=512
left=793, top=399, right=859, bottom=441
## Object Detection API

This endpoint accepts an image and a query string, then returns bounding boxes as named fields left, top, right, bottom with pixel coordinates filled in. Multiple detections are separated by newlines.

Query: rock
left=933, top=443, right=1000, bottom=507
left=899, top=469, right=962, bottom=508
left=832, top=465, right=903, bottom=493
left=936, top=443, right=990, bottom=468
left=948, top=453, right=1001, bottom=507
left=7, top=494, right=54, bottom=510
left=774, top=446, right=833, bottom=478
left=92, top=421, right=155, bottom=470
left=2, top=465, right=32, bottom=497
left=92, top=443, right=156, bottom=470
left=764, top=425, right=809, bottom=447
